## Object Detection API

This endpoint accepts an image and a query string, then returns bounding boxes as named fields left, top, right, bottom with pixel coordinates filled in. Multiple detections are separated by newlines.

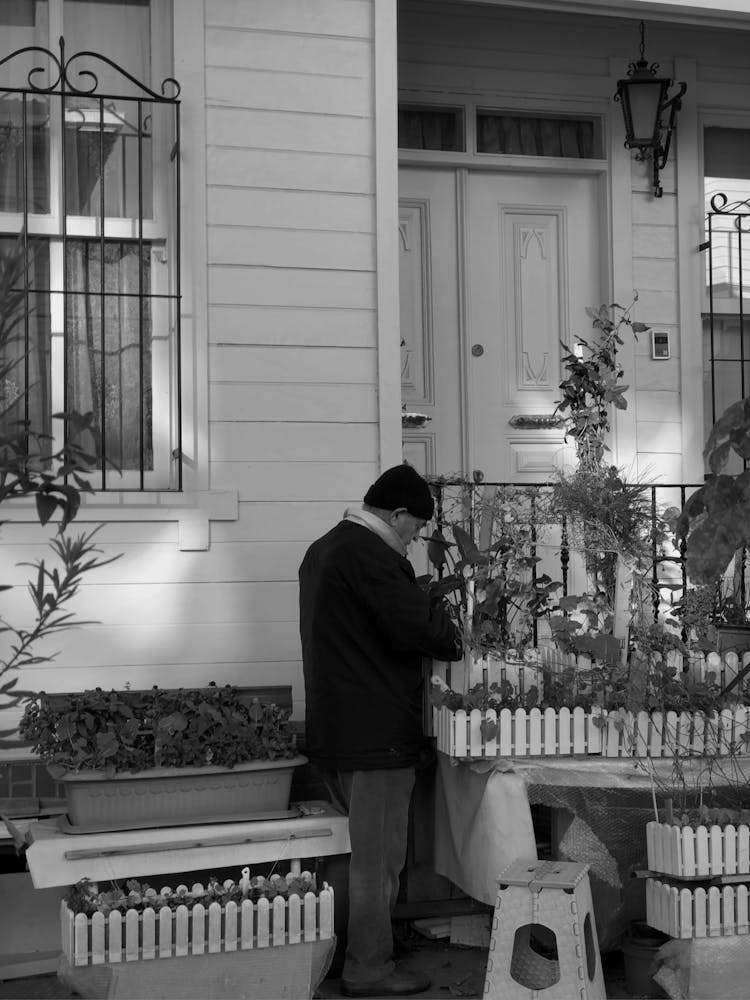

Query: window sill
left=3, top=490, right=238, bottom=551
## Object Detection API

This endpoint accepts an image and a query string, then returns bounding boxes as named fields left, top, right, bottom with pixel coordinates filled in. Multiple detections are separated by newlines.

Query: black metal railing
left=428, top=479, right=742, bottom=637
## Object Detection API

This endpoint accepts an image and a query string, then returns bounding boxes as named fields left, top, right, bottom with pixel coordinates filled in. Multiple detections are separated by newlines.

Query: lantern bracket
left=614, top=20, right=687, bottom=197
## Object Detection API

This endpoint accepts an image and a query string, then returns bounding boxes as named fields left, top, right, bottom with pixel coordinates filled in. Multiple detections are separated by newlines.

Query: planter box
left=57, top=755, right=307, bottom=831
left=647, top=820, right=750, bottom=878
left=600, top=710, right=750, bottom=758
left=433, top=705, right=603, bottom=758
left=646, top=877, right=750, bottom=938
left=60, top=876, right=334, bottom=967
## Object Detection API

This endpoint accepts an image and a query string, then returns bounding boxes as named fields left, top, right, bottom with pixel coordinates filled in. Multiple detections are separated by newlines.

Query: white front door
left=399, top=167, right=603, bottom=482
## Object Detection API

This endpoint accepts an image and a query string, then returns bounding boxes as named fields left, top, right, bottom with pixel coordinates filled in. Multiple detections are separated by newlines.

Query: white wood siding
left=203, top=0, right=381, bottom=724
left=2, top=0, right=380, bottom=731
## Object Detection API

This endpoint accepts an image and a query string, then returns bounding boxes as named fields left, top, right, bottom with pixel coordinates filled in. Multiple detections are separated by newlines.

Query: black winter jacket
left=299, top=520, right=462, bottom=770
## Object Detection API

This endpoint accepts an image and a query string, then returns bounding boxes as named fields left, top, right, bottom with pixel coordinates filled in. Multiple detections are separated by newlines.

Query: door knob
left=471, top=344, right=484, bottom=357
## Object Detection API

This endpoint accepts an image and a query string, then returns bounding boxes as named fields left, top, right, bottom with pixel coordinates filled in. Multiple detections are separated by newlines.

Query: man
left=299, top=464, right=462, bottom=998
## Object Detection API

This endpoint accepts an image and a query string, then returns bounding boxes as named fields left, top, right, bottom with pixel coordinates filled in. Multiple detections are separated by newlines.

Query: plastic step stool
left=484, top=859, right=607, bottom=1000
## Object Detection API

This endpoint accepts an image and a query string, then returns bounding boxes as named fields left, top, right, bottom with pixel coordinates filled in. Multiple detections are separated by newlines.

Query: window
left=702, top=126, right=750, bottom=471
left=398, top=105, right=465, bottom=152
left=476, top=111, right=601, bottom=158
left=0, top=0, right=180, bottom=490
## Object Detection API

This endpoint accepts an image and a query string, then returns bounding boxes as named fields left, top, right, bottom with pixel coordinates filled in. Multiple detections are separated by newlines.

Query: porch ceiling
left=453, top=0, right=750, bottom=31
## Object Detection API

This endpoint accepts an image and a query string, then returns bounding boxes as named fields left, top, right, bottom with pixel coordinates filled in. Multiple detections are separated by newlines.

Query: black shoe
left=340, top=968, right=431, bottom=997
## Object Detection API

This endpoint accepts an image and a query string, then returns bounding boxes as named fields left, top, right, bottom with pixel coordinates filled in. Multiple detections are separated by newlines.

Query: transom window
left=397, top=102, right=603, bottom=159
left=0, top=0, right=180, bottom=490
left=476, top=110, right=601, bottom=158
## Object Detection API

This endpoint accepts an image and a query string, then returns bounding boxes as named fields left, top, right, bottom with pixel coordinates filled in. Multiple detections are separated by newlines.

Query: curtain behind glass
left=63, top=1, right=153, bottom=218
left=477, top=113, right=597, bottom=158
left=65, top=0, right=150, bottom=92
left=0, top=2, right=50, bottom=214
left=0, top=235, right=51, bottom=441
left=66, top=239, right=152, bottom=472
left=398, top=107, right=463, bottom=151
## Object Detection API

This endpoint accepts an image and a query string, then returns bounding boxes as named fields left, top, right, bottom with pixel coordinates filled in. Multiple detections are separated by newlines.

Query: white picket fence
left=431, top=648, right=750, bottom=702
left=600, top=707, right=750, bottom=758
left=430, top=647, right=750, bottom=759
left=433, top=705, right=603, bottom=758
left=61, top=879, right=334, bottom=967
left=647, top=821, right=750, bottom=878
left=434, top=704, right=750, bottom=759
left=646, top=877, right=750, bottom=938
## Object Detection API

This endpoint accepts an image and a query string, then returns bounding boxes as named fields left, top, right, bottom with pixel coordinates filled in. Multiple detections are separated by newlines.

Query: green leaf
left=35, top=492, right=58, bottom=526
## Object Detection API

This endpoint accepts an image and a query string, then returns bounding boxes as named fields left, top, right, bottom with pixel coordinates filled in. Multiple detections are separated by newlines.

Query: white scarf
left=343, top=506, right=407, bottom=556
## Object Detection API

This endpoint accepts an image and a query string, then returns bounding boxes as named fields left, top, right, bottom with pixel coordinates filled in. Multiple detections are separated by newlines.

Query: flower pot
left=60, top=876, right=334, bottom=966
left=58, top=874, right=335, bottom=999
left=56, top=755, right=308, bottom=832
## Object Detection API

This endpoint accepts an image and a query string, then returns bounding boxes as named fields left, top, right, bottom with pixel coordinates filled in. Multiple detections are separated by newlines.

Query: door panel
left=399, top=169, right=463, bottom=476
left=398, top=168, right=602, bottom=482
left=467, top=172, right=602, bottom=482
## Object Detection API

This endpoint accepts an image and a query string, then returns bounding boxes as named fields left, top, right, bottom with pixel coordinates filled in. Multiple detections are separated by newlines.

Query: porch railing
left=427, top=479, right=747, bottom=636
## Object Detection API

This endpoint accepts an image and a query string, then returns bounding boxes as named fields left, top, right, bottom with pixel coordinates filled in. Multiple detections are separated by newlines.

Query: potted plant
left=19, top=683, right=306, bottom=830
left=552, top=298, right=671, bottom=639
left=644, top=759, right=750, bottom=938
left=673, top=395, right=750, bottom=587
left=60, top=869, right=334, bottom=967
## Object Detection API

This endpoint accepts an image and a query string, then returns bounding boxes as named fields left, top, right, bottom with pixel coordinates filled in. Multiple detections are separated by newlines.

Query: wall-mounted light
left=64, top=105, right=125, bottom=133
left=614, top=20, right=686, bottom=198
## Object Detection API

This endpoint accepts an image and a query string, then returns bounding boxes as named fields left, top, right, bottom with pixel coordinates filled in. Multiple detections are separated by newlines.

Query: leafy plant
left=673, top=395, right=750, bottom=585
left=0, top=233, right=117, bottom=746
left=19, top=683, right=298, bottom=775
left=666, top=583, right=720, bottom=650
left=431, top=650, right=739, bottom=718
left=423, top=481, right=562, bottom=656
left=555, top=298, right=649, bottom=469
left=64, top=871, right=319, bottom=917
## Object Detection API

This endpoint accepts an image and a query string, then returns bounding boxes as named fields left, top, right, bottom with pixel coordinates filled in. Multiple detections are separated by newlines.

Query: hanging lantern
left=615, top=21, right=687, bottom=197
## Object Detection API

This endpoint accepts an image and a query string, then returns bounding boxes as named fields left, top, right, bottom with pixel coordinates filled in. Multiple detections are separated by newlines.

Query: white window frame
left=0, top=0, right=237, bottom=546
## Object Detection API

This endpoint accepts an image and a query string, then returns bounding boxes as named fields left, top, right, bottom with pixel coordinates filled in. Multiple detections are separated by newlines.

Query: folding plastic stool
left=484, top=859, right=607, bottom=1000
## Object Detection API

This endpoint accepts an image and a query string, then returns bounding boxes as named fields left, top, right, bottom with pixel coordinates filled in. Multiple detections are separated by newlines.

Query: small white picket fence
left=431, top=648, right=750, bottom=703
left=433, top=705, right=603, bottom=758
left=600, top=707, right=750, bottom=758
left=646, top=877, right=750, bottom=938
left=647, top=821, right=750, bottom=878
left=61, top=879, right=334, bottom=967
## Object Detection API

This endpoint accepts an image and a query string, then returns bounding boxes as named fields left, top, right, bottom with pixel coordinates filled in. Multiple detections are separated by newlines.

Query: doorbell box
left=651, top=331, right=670, bottom=359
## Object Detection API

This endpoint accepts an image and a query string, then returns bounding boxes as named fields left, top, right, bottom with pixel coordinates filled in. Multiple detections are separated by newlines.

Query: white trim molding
left=375, top=0, right=403, bottom=470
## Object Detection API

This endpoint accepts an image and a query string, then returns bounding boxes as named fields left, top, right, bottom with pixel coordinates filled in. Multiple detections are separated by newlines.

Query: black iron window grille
left=702, top=193, right=750, bottom=474
left=0, top=34, right=181, bottom=491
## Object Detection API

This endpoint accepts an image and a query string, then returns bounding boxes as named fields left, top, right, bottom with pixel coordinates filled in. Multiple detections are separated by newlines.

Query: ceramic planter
left=56, top=755, right=308, bottom=831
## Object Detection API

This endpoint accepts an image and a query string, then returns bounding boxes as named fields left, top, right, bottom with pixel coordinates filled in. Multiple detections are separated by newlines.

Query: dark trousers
left=321, top=766, right=416, bottom=984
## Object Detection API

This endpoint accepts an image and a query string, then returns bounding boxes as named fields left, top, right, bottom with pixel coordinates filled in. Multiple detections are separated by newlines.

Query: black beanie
left=363, top=464, right=434, bottom=519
